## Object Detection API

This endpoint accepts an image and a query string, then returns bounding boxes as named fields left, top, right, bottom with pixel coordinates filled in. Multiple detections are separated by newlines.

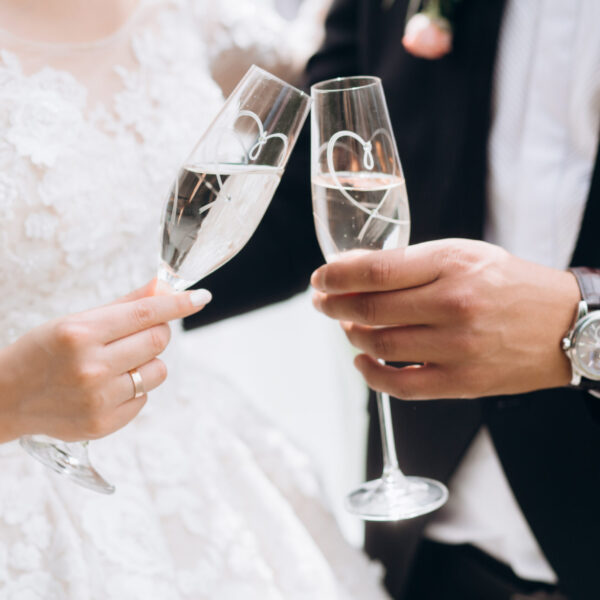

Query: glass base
left=345, top=475, right=448, bottom=521
left=20, top=436, right=115, bottom=495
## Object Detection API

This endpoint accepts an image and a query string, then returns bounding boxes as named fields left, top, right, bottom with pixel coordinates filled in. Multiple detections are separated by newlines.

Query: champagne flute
left=311, top=75, right=448, bottom=520
left=20, top=65, right=311, bottom=494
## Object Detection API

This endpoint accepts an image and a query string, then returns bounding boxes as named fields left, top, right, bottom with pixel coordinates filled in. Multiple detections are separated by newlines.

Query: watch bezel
left=570, top=310, right=600, bottom=381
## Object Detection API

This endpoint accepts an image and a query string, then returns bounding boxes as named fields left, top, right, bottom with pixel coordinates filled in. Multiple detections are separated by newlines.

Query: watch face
left=572, top=313, right=600, bottom=380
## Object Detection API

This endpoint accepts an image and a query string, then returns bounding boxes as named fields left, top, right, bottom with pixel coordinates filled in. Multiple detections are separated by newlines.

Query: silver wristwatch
left=562, top=268, right=600, bottom=397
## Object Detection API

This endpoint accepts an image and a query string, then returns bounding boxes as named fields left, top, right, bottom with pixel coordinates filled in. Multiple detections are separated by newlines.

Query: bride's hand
left=0, top=282, right=212, bottom=443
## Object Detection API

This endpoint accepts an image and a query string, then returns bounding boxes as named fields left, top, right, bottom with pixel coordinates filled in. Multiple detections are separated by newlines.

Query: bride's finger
left=96, top=289, right=211, bottom=343
left=109, top=358, right=168, bottom=405
left=101, top=278, right=182, bottom=310
left=87, top=393, right=149, bottom=440
left=104, top=324, right=171, bottom=373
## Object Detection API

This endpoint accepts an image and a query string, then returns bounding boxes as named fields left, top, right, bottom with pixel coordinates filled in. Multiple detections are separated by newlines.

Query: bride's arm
left=0, top=284, right=211, bottom=443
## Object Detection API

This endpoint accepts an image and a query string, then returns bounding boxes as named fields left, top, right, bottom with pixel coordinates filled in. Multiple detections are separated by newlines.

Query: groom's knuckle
left=439, top=286, right=477, bottom=321
left=438, top=241, right=471, bottom=272
left=367, top=255, right=392, bottom=287
left=373, top=330, right=394, bottom=358
left=355, top=294, right=377, bottom=324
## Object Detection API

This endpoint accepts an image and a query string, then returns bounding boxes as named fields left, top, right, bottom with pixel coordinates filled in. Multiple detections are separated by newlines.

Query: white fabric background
left=182, top=292, right=369, bottom=546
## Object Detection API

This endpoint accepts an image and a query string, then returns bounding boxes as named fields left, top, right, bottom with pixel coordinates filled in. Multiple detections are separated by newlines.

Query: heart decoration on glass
left=241, top=110, right=289, bottom=162
left=205, top=109, right=290, bottom=207
left=325, top=128, right=400, bottom=242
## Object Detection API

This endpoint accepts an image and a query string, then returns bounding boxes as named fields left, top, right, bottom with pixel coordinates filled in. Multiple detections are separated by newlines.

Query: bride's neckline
left=0, top=0, right=162, bottom=51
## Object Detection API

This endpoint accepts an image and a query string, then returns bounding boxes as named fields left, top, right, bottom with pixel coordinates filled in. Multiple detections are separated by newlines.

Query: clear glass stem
left=344, top=359, right=448, bottom=521
left=375, top=359, right=408, bottom=485
left=376, top=387, right=408, bottom=484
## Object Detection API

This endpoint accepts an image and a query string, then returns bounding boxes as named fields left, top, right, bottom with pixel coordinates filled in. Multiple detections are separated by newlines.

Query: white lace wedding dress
left=0, top=1, right=389, bottom=598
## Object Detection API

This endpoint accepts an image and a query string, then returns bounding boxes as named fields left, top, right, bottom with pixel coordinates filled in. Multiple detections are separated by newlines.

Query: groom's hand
left=311, top=239, right=581, bottom=400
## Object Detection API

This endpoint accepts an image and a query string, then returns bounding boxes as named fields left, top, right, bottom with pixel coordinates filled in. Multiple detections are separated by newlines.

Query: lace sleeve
left=192, top=0, right=332, bottom=94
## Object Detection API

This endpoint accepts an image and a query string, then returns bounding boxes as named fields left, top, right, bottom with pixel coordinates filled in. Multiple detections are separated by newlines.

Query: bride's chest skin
left=0, top=0, right=141, bottom=45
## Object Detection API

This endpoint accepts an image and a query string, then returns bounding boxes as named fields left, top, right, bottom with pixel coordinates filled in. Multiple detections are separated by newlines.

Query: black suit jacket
left=186, top=1, right=600, bottom=598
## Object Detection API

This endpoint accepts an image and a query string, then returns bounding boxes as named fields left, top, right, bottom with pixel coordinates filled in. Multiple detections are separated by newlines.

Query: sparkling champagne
left=159, top=164, right=282, bottom=290
left=311, top=171, right=410, bottom=262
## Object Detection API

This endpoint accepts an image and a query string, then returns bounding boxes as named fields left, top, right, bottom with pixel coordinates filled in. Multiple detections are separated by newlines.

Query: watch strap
left=567, top=267, right=600, bottom=391
left=569, top=381, right=600, bottom=395
left=569, top=267, right=600, bottom=310
left=571, top=378, right=600, bottom=391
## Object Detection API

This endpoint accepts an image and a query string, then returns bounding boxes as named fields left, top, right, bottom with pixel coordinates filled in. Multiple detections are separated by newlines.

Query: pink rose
left=402, top=12, right=452, bottom=60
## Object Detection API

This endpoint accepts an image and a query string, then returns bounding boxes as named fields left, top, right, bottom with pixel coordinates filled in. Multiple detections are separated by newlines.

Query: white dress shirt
left=425, top=0, right=600, bottom=584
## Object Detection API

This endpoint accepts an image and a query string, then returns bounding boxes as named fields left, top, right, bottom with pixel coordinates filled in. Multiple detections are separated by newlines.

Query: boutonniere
left=384, top=0, right=461, bottom=60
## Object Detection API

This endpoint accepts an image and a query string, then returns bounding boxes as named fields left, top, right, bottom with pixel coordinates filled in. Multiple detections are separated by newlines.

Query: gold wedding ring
left=129, top=368, right=145, bottom=399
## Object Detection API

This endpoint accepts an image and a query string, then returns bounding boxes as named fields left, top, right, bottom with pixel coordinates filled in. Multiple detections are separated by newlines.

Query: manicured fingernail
left=190, top=289, right=212, bottom=307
